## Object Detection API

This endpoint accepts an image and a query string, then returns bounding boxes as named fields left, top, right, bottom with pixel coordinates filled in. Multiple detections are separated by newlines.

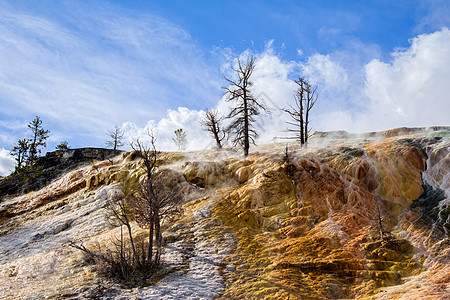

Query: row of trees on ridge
left=201, top=54, right=318, bottom=156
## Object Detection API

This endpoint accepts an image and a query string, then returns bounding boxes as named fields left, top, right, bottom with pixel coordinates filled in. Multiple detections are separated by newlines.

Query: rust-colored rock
left=0, top=128, right=448, bottom=299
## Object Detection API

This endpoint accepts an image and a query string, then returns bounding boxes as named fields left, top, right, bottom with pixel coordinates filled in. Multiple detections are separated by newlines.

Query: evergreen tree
left=10, top=116, right=49, bottom=170
left=27, top=116, right=50, bottom=165
left=11, top=139, right=29, bottom=170
left=55, top=141, right=69, bottom=150
left=172, top=128, right=187, bottom=151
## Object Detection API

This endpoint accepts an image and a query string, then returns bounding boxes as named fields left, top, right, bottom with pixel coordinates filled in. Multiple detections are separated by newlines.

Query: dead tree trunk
left=304, top=83, right=317, bottom=146
left=147, top=215, right=154, bottom=264
left=154, top=211, right=162, bottom=265
left=283, top=77, right=318, bottom=147
left=131, top=131, right=184, bottom=267
left=106, top=125, right=125, bottom=155
left=223, top=55, right=268, bottom=156
left=200, top=109, right=226, bottom=148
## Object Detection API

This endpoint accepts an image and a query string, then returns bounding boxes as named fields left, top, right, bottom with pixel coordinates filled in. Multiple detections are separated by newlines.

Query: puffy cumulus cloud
left=216, top=47, right=299, bottom=144
left=154, top=108, right=209, bottom=151
left=361, top=28, right=450, bottom=131
left=297, top=28, right=450, bottom=133
left=252, top=29, right=450, bottom=135
left=298, top=52, right=361, bottom=132
left=122, top=46, right=302, bottom=151
left=121, top=29, right=450, bottom=153
left=123, top=107, right=211, bottom=152
left=301, top=54, right=349, bottom=91
left=0, top=149, right=15, bottom=177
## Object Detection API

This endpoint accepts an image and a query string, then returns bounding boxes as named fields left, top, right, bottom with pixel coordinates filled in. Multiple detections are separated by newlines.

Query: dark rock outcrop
left=0, top=148, right=121, bottom=198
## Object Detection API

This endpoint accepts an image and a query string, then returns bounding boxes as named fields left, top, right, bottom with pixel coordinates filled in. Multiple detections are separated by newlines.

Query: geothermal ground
left=0, top=127, right=449, bottom=299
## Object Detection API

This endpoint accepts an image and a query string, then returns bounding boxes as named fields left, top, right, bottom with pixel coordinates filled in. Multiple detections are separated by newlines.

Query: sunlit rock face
left=211, top=138, right=431, bottom=299
left=0, top=128, right=448, bottom=299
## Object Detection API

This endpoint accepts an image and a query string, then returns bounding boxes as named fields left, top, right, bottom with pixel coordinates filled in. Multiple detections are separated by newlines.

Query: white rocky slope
left=0, top=128, right=449, bottom=299
left=0, top=152, right=235, bottom=299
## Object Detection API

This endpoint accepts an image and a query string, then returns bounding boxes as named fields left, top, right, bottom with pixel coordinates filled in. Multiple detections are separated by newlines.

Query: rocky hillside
left=0, top=148, right=119, bottom=197
left=0, top=127, right=448, bottom=299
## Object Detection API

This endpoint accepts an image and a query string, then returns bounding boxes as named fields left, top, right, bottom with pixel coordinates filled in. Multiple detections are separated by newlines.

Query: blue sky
left=1, top=0, right=450, bottom=175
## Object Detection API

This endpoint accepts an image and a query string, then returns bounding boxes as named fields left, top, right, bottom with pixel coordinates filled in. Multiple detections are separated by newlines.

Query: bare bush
left=70, top=132, right=184, bottom=284
left=131, top=131, right=184, bottom=265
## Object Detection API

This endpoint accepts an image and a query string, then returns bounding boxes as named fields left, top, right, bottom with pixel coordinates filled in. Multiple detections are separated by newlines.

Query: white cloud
left=361, top=27, right=450, bottom=131
left=0, top=1, right=220, bottom=149
left=298, top=52, right=361, bottom=131
left=301, top=54, right=349, bottom=90
left=122, top=47, right=301, bottom=151
left=153, top=107, right=209, bottom=151
left=0, top=149, right=15, bottom=177
left=123, top=107, right=210, bottom=152
left=125, top=28, right=450, bottom=153
left=292, top=28, right=450, bottom=133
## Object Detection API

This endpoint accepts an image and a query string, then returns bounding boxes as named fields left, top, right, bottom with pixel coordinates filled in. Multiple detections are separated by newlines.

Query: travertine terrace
left=0, top=127, right=449, bottom=299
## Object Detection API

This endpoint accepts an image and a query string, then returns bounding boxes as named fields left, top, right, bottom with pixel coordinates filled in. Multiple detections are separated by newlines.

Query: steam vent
left=0, top=127, right=449, bottom=299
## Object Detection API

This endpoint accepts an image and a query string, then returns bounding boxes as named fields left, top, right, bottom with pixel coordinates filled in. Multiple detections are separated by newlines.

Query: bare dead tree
left=130, top=133, right=157, bottom=264
left=68, top=190, right=140, bottom=282
left=69, top=185, right=150, bottom=282
left=131, top=131, right=184, bottom=265
left=70, top=132, right=183, bottom=282
left=106, top=125, right=125, bottom=155
left=304, top=82, right=317, bottom=145
left=283, top=78, right=306, bottom=145
left=200, top=108, right=226, bottom=149
left=132, top=173, right=183, bottom=265
left=224, top=55, right=268, bottom=156
left=107, top=192, right=139, bottom=266
left=283, top=77, right=317, bottom=147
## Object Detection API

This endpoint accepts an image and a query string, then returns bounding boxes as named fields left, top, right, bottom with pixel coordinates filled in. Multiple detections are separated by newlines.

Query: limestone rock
left=0, top=127, right=448, bottom=299
left=182, top=161, right=228, bottom=188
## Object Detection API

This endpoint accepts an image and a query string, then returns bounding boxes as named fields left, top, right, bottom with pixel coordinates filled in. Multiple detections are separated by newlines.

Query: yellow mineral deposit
left=0, top=128, right=448, bottom=299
